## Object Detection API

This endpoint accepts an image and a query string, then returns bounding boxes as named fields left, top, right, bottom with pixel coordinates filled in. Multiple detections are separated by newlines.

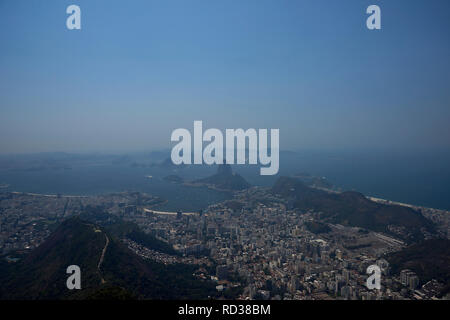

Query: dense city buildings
left=1, top=188, right=449, bottom=300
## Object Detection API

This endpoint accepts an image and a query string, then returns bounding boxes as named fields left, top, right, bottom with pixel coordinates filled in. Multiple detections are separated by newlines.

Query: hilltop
left=387, top=239, right=450, bottom=296
left=192, top=164, right=250, bottom=191
left=0, top=217, right=215, bottom=300
left=272, top=176, right=435, bottom=242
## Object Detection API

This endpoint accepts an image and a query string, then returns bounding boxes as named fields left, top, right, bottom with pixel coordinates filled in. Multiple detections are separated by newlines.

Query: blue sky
left=1, top=0, right=449, bottom=153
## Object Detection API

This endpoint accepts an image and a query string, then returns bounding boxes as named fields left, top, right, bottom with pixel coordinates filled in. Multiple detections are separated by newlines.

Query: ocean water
left=275, top=149, right=450, bottom=211
left=0, top=164, right=230, bottom=212
left=0, top=149, right=449, bottom=211
left=232, top=149, right=450, bottom=211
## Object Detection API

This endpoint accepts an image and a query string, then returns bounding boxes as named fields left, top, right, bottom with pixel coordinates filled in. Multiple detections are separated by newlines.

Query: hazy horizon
left=1, top=0, right=450, bottom=154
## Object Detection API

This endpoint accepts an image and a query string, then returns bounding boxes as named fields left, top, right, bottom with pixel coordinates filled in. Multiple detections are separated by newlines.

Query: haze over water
left=1, top=149, right=449, bottom=211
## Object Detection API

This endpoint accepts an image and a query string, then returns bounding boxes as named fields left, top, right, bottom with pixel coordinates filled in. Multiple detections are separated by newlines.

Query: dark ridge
left=0, top=217, right=215, bottom=300
left=272, top=176, right=435, bottom=243
left=387, top=239, right=450, bottom=296
left=194, top=164, right=250, bottom=191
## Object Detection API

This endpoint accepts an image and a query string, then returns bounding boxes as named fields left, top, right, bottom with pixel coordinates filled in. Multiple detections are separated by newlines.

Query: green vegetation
left=293, top=173, right=333, bottom=189
left=0, top=218, right=104, bottom=299
left=0, top=217, right=216, bottom=300
left=80, top=206, right=176, bottom=255
left=195, top=164, right=250, bottom=191
left=387, top=239, right=450, bottom=295
left=272, top=177, right=435, bottom=243
left=86, top=286, right=136, bottom=300
left=305, top=221, right=331, bottom=234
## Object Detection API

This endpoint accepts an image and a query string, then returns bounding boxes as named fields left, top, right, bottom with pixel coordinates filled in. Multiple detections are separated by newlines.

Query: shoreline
left=143, top=208, right=198, bottom=216
left=8, top=191, right=88, bottom=198
left=307, top=186, right=450, bottom=214
left=2, top=186, right=449, bottom=214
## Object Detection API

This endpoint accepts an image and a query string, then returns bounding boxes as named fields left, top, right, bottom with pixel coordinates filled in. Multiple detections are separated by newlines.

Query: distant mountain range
left=0, top=217, right=215, bottom=300
left=272, top=176, right=436, bottom=242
